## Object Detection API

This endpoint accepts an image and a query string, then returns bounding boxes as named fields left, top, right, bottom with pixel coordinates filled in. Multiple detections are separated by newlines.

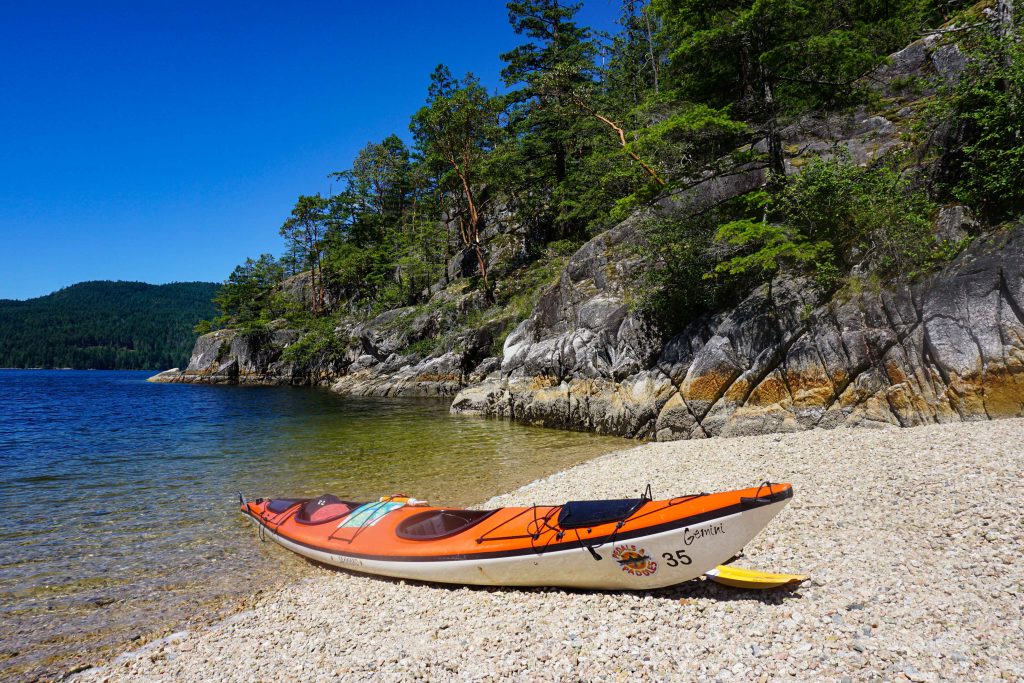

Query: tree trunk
left=456, top=172, right=493, bottom=302
left=308, top=226, right=317, bottom=316
left=315, top=252, right=325, bottom=314
left=554, top=140, right=567, bottom=183
left=761, top=69, right=785, bottom=179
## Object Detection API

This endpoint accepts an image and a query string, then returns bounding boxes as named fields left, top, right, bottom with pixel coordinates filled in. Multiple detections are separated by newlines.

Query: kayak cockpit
left=395, top=509, right=498, bottom=540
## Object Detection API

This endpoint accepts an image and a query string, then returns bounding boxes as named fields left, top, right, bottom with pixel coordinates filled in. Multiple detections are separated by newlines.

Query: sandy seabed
left=75, top=419, right=1023, bottom=682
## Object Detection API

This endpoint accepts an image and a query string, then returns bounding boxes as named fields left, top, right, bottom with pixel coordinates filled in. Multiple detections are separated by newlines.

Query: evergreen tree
left=213, top=254, right=284, bottom=323
left=329, top=135, right=414, bottom=245
left=653, top=0, right=943, bottom=175
left=602, top=1, right=661, bottom=108
left=501, top=0, right=596, bottom=184
left=280, top=194, right=330, bottom=315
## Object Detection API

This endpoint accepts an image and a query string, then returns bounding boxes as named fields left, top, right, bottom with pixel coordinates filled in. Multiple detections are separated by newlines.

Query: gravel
left=74, top=419, right=1024, bottom=682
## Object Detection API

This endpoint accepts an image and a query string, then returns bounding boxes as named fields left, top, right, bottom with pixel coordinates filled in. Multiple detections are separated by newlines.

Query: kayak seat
left=396, top=509, right=497, bottom=541
left=557, top=499, right=645, bottom=529
left=295, top=494, right=363, bottom=525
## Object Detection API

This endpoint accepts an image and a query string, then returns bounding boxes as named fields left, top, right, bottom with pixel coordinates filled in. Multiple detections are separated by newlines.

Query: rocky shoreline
left=151, top=221, right=1024, bottom=441
left=452, top=222, right=1024, bottom=439
left=150, top=34, right=1023, bottom=441
left=74, top=418, right=1023, bottom=682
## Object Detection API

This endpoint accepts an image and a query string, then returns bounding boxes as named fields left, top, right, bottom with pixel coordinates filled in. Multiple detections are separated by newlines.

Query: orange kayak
left=241, top=483, right=792, bottom=590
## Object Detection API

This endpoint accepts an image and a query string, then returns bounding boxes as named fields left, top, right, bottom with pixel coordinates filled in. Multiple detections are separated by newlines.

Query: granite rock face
left=451, top=225, right=1024, bottom=438
left=155, top=328, right=303, bottom=385
left=150, top=289, right=497, bottom=398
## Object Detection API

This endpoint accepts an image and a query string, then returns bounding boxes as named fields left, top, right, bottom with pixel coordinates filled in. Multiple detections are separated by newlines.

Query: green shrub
left=546, top=239, right=584, bottom=257
left=927, top=35, right=1024, bottom=222
left=712, top=154, right=944, bottom=285
left=779, top=153, right=941, bottom=277
left=634, top=206, right=746, bottom=334
left=281, top=318, right=349, bottom=370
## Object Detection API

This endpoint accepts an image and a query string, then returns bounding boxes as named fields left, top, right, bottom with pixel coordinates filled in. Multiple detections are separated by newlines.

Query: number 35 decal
left=662, top=549, right=692, bottom=567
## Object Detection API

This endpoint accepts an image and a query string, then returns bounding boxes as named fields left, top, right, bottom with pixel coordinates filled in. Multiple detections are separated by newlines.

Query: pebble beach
left=75, top=419, right=1023, bottom=682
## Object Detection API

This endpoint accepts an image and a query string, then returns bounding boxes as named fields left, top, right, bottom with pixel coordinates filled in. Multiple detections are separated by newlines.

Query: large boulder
left=277, top=271, right=345, bottom=312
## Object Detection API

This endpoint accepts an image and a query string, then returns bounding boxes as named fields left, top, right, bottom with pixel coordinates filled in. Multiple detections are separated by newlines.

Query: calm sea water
left=0, top=370, right=629, bottom=680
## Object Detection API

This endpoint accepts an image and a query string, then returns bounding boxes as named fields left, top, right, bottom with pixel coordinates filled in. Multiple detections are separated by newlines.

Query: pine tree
left=501, top=0, right=596, bottom=185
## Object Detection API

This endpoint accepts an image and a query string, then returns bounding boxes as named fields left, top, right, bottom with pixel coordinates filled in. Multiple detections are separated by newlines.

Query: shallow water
left=0, top=370, right=630, bottom=680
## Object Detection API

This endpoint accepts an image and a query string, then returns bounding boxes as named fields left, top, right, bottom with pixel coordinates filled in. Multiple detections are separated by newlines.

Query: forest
left=0, top=281, right=219, bottom=370
left=205, top=0, right=1022, bottom=350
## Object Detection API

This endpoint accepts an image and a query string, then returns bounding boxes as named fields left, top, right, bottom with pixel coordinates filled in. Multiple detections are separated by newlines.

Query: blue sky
left=0, top=1, right=619, bottom=300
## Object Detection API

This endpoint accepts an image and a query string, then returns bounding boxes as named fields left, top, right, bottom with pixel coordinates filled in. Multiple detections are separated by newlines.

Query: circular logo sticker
left=612, top=544, right=658, bottom=577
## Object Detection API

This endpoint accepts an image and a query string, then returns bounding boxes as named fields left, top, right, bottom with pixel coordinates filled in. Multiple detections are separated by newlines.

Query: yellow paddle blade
left=705, top=564, right=808, bottom=589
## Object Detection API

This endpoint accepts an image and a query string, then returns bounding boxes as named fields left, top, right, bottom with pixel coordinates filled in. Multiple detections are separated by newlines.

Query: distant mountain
left=0, top=281, right=220, bottom=370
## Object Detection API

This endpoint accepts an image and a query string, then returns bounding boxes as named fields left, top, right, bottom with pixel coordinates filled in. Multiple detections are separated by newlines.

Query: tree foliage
left=713, top=218, right=832, bottom=280
left=411, top=66, right=503, bottom=297
left=280, top=194, right=330, bottom=314
left=210, top=0, right=1011, bottom=350
left=211, top=254, right=286, bottom=328
left=501, top=0, right=597, bottom=188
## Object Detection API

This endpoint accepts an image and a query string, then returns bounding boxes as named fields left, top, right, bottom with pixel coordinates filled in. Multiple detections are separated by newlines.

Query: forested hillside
left=0, top=281, right=219, bottom=370
left=202, top=0, right=1021, bottom=358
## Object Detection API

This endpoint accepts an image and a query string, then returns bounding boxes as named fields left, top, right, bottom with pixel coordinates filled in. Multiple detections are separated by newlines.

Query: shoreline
left=1, top=374, right=633, bottom=683
left=72, top=418, right=1023, bottom=681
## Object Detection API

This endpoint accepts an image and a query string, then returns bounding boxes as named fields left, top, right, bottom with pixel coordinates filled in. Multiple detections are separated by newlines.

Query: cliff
left=152, top=32, right=1024, bottom=438
left=452, top=223, right=1024, bottom=438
